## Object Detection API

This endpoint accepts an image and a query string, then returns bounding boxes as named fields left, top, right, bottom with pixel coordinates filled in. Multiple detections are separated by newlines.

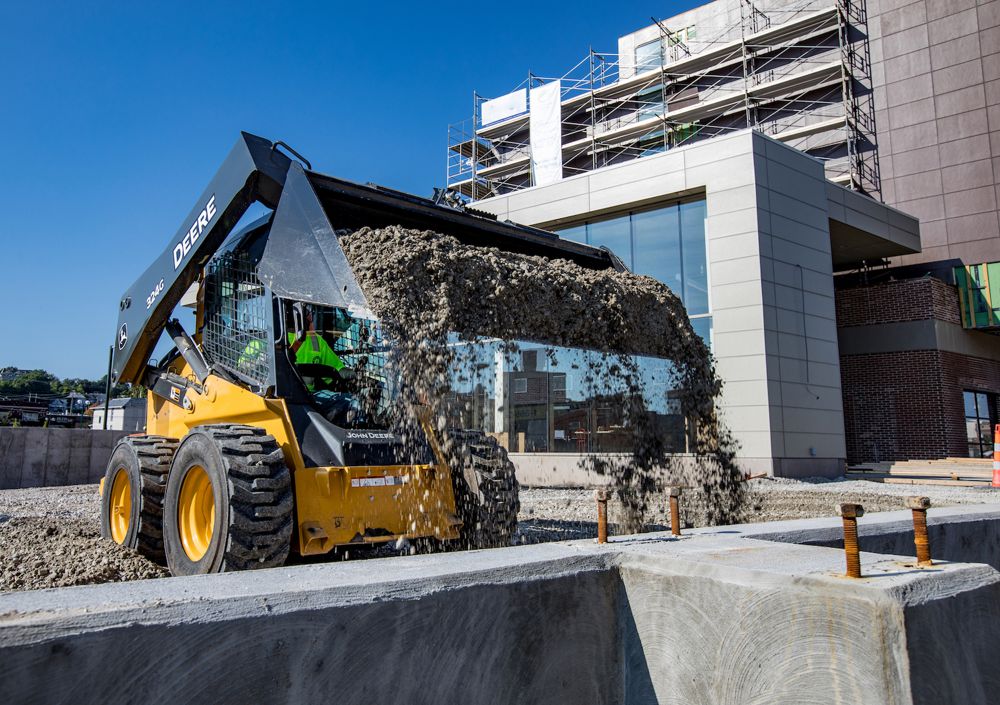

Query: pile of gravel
left=0, top=515, right=167, bottom=592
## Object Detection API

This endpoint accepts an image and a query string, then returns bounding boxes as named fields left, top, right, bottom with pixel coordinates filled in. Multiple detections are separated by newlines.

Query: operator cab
left=280, top=301, right=390, bottom=430
left=189, top=216, right=414, bottom=468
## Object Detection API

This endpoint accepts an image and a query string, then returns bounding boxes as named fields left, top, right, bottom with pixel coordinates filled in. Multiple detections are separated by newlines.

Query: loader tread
left=125, top=435, right=177, bottom=564
left=445, top=429, right=520, bottom=549
left=198, top=424, right=293, bottom=571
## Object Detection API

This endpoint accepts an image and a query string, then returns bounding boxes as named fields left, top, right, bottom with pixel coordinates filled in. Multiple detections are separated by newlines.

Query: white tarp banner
left=481, top=89, right=527, bottom=126
left=529, top=80, right=562, bottom=186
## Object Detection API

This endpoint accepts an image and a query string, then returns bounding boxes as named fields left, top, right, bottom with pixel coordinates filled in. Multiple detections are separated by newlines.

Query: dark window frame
left=964, top=390, right=996, bottom=458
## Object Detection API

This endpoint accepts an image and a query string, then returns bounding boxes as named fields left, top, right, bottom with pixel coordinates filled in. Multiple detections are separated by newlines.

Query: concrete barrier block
left=0, top=428, right=130, bottom=490
left=19, top=428, right=49, bottom=489
left=4, top=511, right=1000, bottom=703
left=41, top=429, right=71, bottom=487
left=0, top=429, right=26, bottom=490
left=68, top=432, right=95, bottom=486
left=88, top=431, right=127, bottom=485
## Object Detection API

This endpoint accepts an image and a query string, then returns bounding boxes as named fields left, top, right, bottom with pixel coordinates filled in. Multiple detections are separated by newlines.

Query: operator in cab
left=289, top=304, right=354, bottom=392
left=284, top=303, right=388, bottom=429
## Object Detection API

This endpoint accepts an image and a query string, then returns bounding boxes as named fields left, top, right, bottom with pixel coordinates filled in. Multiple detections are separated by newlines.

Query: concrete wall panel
left=20, top=429, right=48, bottom=488
left=7, top=508, right=1000, bottom=704
left=0, top=429, right=26, bottom=490
left=0, top=428, right=129, bottom=489
left=68, top=437, right=94, bottom=486
left=42, top=430, right=71, bottom=486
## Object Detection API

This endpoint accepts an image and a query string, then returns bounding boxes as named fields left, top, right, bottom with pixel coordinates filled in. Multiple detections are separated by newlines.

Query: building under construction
left=449, top=0, right=878, bottom=200
left=446, top=0, right=1000, bottom=473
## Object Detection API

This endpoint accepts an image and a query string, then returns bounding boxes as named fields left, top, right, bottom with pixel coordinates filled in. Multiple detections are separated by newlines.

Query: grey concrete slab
left=4, top=508, right=1000, bottom=704
left=67, top=433, right=96, bottom=486
left=41, top=430, right=70, bottom=487
left=19, top=428, right=48, bottom=489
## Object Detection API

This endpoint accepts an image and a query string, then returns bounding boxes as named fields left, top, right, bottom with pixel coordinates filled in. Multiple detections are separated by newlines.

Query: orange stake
left=595, top=488, right=609, bottom=544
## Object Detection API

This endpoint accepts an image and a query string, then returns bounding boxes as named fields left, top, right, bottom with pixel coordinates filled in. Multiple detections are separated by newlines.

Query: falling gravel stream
left=340, top=225, right=747, bottom=531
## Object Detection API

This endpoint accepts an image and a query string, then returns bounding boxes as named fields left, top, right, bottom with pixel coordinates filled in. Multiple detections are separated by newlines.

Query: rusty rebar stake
left=837, top=503, right=865, bottom=578
left=906, top=496, right=932, bottom=566
left=668, top=486, right=682, bottom=536
left=595, top=488, right=609, bottom=544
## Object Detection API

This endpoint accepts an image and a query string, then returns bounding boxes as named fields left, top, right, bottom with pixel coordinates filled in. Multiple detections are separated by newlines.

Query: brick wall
left=837, top=276, right=1000, bottom=463
left=835, top=276, right=961, bottom=327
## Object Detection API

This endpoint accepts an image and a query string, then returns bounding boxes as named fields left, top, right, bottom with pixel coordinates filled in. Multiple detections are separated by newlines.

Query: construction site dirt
left=4, top=479, right=1000, bottom=592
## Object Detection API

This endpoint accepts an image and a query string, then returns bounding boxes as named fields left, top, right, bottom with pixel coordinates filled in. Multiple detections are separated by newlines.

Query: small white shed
left=91, top=398, right=147, bottom=432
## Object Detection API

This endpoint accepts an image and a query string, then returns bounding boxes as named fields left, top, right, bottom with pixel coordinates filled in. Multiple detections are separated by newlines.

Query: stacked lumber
left=846, top=458, right=993, bottom=487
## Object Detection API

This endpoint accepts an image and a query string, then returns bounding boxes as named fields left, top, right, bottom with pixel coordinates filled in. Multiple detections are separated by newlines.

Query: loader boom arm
left=112, top=133, right=292, bottom=384
left=112, top=132, right=625, bottom=386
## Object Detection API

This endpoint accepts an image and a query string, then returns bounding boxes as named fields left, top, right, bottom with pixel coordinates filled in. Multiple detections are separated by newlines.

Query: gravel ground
left=0, top=485, right=167, bottom=592
left=515, top=478, right=1000, bottom=543
left=3, top=478, right=1000, bottom=592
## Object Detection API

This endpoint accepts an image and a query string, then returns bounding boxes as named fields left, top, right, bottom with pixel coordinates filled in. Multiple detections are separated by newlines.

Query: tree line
left=0, top=367, right=142, bottom=399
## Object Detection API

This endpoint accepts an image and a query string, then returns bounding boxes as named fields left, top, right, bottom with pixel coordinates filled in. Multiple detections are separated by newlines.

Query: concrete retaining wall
left=0, top=427, right=128, bottom=490
left=511, top=453, right=707, bottom=488
left=3, top=508, right=1000, bottom=704
left=750, top=504, right=1000, bottom=571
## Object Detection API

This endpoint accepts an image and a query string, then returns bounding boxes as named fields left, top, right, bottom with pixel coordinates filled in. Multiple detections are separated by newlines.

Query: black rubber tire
left=162, top=424, right=293, bottom=576
left=446, top=429, right=520, bottom=549
left=99, top=435, right=177, bottom=564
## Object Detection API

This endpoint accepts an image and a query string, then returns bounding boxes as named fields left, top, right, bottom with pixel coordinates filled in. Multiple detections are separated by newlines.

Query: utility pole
left=102, top=345, right=113, bottom=430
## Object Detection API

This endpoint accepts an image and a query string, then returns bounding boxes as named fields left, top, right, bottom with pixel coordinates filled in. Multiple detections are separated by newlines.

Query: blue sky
left=0, top=1, right=690, bottom=379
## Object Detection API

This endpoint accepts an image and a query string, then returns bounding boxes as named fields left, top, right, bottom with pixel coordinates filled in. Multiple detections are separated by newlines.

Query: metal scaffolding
left=446, top=0, right=880, bottom=201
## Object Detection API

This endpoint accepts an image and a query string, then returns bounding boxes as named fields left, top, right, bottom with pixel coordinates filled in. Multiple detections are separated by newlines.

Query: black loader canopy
left=112, top=132, right=624, bottom=386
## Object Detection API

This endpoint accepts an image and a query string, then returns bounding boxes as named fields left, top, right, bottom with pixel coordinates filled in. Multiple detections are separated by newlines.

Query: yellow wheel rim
left=109, top=468, right=131, bottom=544
left=178, top=466, right=215, bottom=562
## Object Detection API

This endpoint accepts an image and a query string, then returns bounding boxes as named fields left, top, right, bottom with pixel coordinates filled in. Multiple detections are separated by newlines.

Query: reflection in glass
left=689, top=316, right=712, bottom=346
left=964, top=390, right=995, bottom=457
left=587, top=215, right=632, bottom=268
left=680, top=200, right=709, bottom=315
left=632, top=207, right=682, bottom=294
left=560, top=223, right=587, bottom=245
left=444, top=340, right=687, bottom=455
left=554, top=197, right=710, bottom=334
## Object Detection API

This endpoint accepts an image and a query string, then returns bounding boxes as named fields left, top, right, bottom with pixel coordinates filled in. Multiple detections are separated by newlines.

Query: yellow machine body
left=147, top=359, right=461, bottom=556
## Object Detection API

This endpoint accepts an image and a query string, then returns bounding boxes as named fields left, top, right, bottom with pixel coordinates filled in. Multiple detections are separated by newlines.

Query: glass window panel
left=979, top=419, right=993, bottom=445
left=964, top=391, right=977, bottom=418
left=631, top=205, right=682, bottom=296
left=967, top=419, right=979, bottom=444
left=635, top=40, right=663, bottom=73
left=977, top=392, right=990, bottom=417
left=680, top=200, right=709, bottom=316
left=638, top=102, right=665, bottom=121
left=558, top=223, right=587, bottom=244
left=690, top=316, right=712, bottom=348
left=445, top=342, right=686, bottom=455
left=587, top=215, right=632, bottom=269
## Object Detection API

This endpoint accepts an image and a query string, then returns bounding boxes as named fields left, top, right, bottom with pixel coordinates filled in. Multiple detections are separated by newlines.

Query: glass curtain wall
left=444, top=341, right=687, bottom=454
left=964, top=390, right=995, bottom=458
left=557, top=198, right=711, bottom=344
left=442, top=197, right=709, bottom=455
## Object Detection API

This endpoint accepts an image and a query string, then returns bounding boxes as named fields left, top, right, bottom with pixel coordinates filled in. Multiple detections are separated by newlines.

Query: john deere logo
left=118, top=323, right=128, bottom=351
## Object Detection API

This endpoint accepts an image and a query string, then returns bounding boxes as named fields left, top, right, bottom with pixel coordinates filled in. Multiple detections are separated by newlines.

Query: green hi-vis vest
left=287, top=332, right=345, bottom=371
